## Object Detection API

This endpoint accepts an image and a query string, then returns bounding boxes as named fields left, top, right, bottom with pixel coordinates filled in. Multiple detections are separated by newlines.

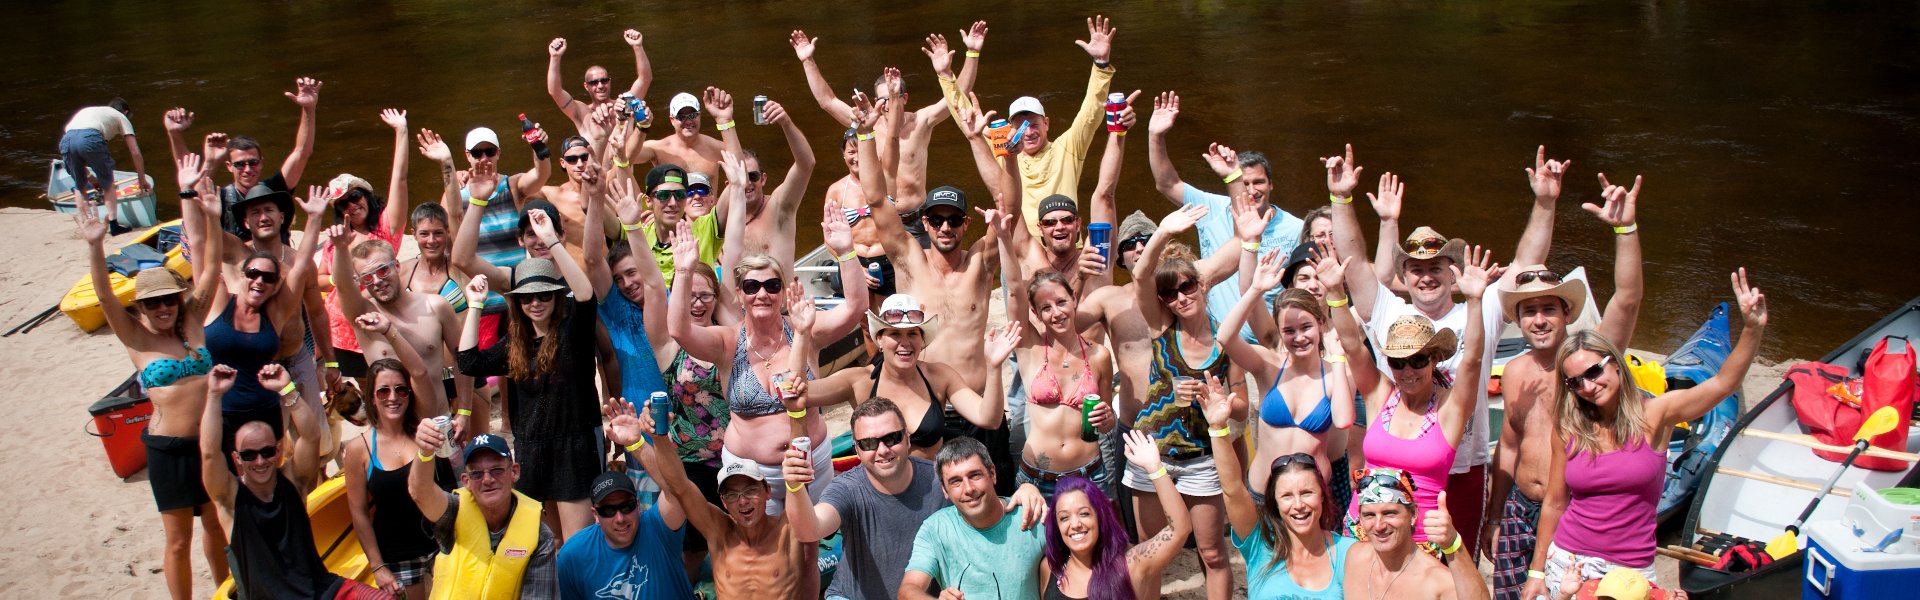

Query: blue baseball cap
left=462, top=433, right=513, bottom=462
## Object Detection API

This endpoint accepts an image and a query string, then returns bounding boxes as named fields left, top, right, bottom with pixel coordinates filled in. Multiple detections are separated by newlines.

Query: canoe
left=212, top=475, right=379, bottom=599
left=59, top=219, right=193, bottom=332
left=1657, top=303, right=1741, bottom=523
left=46, top=158, right=160, bottom=229
left=1676, top=296, right=1920, bottom=597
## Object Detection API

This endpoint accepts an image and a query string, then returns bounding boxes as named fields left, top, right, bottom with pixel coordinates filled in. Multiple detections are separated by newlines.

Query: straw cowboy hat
left=866, top=293, right=940, bottom=339
left=1390, top=226, right=1467, bottom=273
left=1499, top=264, right=1588, bottom=321
left=1381, top=314, right=1459, bottom=361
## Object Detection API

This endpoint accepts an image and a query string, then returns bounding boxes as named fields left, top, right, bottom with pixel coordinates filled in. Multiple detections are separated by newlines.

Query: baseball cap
left=686, top=172, right=713, bottom=193
left=1009, top=96, right=1046, bottom=118
left=462, top=433, right=513, bottom=462
left=716, top=454, right=766, bottom=487
left=925, top=186, right=966, bottom=213
left=1037, top=194, right=1077, bottom=220
left=646, top=164, right=688, bottom=193
left=589, top=472, right=638, bottom=505
left=670, top=92, right=700, bottom=117
left=464, top=127, right=500, bottom=151
left=517, top=198, right=565, bottom=235
left=328, top=174, right=374, bottom=197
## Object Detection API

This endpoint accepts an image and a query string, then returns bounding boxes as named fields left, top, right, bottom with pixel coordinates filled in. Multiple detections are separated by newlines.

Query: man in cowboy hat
left=1323, top=145, right=1572, bottom=563
left=1340, top=468, right=1491, bottom=600
left=1482, top=175, right=1645, bottom=600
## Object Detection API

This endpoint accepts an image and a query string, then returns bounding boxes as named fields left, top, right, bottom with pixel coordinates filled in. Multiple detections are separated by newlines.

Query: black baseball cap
left=517, top=198, right=565, bottom=236
left=925, top=186, right=967, bottom=213
left=646, top=164, right=688, bottom=193
left=462, top=433, right=513, bottom=462
left=589, top=472, right=638, bottom=504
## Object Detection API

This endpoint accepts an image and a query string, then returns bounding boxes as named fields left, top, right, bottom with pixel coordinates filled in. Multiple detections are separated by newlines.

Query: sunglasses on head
left=236, top=445, right=278, bottom=462
left=1354, top=471, right=1413, bottom=493
left=740, top=278, right=783, bottom=296
left=515, top=290, right=559, bottom=305
left=1564, top=354, right=1613, bottom=390
left=1117, top=234, right=1151, bottom=254
left=1037, top=214, right=1078, bottom=228
left=881, top=308, right=926, bottom=325
left=1405, top=237, right=1447, bottom=253
left=1514, top=270, right=1562, bottom=286
left=468, top=147, right=498, bottom=159
left=137, top=294, right=181, bottom=309
left=594, top=499, right=638, bottom=518
left=923, top=213, right=966, bottom=229
left=561, top=153, right=591, bottom=165
left=355, top=260, right=397, bottom=288
left=465, top=466, right=509, bottom=481
left=652, top=189, right=686, bottom=202
left=853, top=430, right=905, bottom=452
left=375, top=385, right=411, bottom=400
left=243, top=268, right=281, bottom=284
left=585, top=77, right=612, bottom=86
left=1270, top=452, right=1317, bottom=471
left=229, top=158, right=262, bottom=169
left=1157, top=278, right=1200, bottom=301
left=1386, top=353, right=1433, bottom=371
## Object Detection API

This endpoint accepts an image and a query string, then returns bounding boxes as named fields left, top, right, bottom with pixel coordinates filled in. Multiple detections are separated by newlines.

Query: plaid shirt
left=432, top=492, right=559, bottom=599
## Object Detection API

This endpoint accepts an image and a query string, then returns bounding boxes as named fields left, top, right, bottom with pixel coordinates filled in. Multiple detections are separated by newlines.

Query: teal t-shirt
left=1231, top=523, right=1354, bottom=599
left=905, top=503, right=1044, bottom=598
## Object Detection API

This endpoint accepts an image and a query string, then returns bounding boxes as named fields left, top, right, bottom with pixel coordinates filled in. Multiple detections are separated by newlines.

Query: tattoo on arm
left=1127, top=528, right=1177, bottom=562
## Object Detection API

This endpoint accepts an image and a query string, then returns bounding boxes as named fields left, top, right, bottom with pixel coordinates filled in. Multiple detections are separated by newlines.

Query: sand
left=0, top=206, right=1806, bottom=598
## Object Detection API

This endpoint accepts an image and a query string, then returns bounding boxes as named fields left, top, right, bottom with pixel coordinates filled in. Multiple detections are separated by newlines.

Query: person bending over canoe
left=1521, top=270, right=1768, bottom=600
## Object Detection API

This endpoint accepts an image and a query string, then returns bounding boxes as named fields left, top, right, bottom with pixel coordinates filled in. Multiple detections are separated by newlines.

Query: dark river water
left=4, top=1, right=1917, bottom=360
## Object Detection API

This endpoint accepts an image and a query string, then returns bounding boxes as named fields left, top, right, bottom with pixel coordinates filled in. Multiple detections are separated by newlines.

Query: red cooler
left=88, top=395, right=153, bottom=478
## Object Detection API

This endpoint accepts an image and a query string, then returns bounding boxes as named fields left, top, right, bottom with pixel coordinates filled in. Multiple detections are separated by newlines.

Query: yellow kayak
left=60, top=219, right=192, bottom=333
left=211, top=475, right=380, bottom=599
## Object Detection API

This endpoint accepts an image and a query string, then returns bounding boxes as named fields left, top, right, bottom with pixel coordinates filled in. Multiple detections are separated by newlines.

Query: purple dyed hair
left=1043, top=476, right=1137, bottom=600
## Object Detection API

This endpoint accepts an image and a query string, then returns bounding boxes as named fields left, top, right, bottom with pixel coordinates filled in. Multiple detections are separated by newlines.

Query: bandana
left=1353, top=467, right=1416, bottom=507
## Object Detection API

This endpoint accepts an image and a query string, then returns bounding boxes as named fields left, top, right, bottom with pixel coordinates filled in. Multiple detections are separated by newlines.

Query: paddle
left=1765, top=405, right=1903, bottom=558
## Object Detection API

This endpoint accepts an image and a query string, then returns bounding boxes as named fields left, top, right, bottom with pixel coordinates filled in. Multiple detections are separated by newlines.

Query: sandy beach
left=0, top=206, right=1800, bottom=598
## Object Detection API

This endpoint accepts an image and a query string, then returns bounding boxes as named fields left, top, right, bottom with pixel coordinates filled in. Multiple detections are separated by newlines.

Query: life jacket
left=429, top=488, right=543, bottom=600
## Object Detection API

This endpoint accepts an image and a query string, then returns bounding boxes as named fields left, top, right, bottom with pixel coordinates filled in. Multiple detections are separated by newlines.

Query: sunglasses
left=853, top=430, right=905, bottom=452
left=355, top=260, right=397, bottom=288
left=740, top=278, right=783, bottom=296
left=334, top=190, right=367, bottom=205
left=687, top=188, right=709, bottom=198
left=594, top=499, right=638, bottom=518
left=880, top=309, right=925, bottom=325
left=236, top=445, right=278, bottom=462
left=1157, top=278, right=1201, bottom=301
left=465, top=466, right=510, bottom=481
left=585, top=77, right=612, bottom=86
left=1514, top=270, right=1562, bottom=286
left=719, top=487, right=764, bottom=503
left=1564, top=355, right=1613, bottom=391
left=137, top=294, right=181, bottom=309
left=923, top=213, right=967, bottom=229
left=374, top=385, right=411, bottom=400
left=746, top=171, right=762, bottom=183
left=1386, top=353, right=1433, bottom=371
left=243, top=268, right=281, bottom=284
left=1038, top=214, right=1078, bottom=228
left=1270, top=452, right=1317, bottom=471
left=515, top=291, right=558, bottom=305
left=229, top=158, right=262, bottom=169
left=469, top=147, right=498, bottom=159
left=561, top=153, right=591, bottom=165
left=1405, top=237, right=1447, bottom=253
left=1117, top=234, right=1151, bottom=254
left=652, top=189, right=687, bottom=202
left=673, top=111, right=700, bottom=122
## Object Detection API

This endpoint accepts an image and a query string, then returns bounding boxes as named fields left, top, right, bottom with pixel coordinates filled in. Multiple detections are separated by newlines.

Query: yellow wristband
left=622, top=222, right=642, bottom=232
left=1329, top=193, right=1352, bottom=205
left=322, top=361, right=339, bottom=369
left=1241, top=241, right=1259, bottom=252
left=1526, top=570, right=1546, bottom=580
left=1114, top=131, right=1127, bottom=137
left=835, top=251, right=857, bottom=262
left=1325, top=296, right=1349, bottom=308
left=468, top=197, right=489, bottom=207
left=624, top=439, right=647, bottom=453
left=279, top=382, right=297, bottom=396
left=785, top=482, right=805, bottom=493
left=418, top=452, right=435, bottom=463
left=1148, top=466, right=1169, bottom=480
left=1441, top=534, right=1463, bottom=555
left=612, top=158, right=631, bottom=169
left=1613, top=223, right=1638, bottom=234
left=855, top=132, right=874, bottom=142
left=965, top=51, right=980, bottom=58
left=1223, top=169, right=1243, bottom=184
left=787, top=409, right=808, bottom=419
left=1208, top=426, right=1231, bottom=438
left=456, top=409, right=473, bottom=416
left=1326, top=355, right=1348, bottom=364
left=715, top=120, right=736, bottom=131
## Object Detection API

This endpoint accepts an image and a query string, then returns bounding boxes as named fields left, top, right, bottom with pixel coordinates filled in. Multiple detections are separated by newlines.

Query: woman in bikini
left=1219, top=249, right=1355, bottom=496
left=79, top=154, right=229, bottom=600
left=1006, top=269, right=1117, bottom=496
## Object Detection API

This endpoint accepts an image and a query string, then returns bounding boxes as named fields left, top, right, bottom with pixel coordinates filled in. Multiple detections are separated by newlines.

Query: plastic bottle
left=519, top=113, right=550, bottom=159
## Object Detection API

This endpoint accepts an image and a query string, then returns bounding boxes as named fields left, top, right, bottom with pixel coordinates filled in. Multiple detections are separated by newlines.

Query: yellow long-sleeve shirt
left=940, top=64, right=1115, bottom=234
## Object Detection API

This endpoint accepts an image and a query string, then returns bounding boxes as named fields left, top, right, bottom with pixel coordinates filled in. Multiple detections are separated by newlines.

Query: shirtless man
left=622, top=87, right=741, bottom=183
left=613, top=398, right=808, bottom=599
left=545, top=30, right=652, bottom=155
left=327, top=225, right=475, bottom=440
left=1482, top=169, right=1644, bottom=600
left=537, top=136, right=608, bottom=259
left=790, top=24, right=982, bottom=194
left=711, top=96, right=815, bottom=269
left=1342, top=469, right=1491, bottom=600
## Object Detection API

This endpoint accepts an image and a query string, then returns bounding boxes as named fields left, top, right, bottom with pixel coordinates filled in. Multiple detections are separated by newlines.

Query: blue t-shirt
left=556, top=506, right=693, bottom=600
left=1182, top=184, right=1302, bottom=342
left=598, top=291, right=667, bottom=403
left=1231, top=523, right=1353, bottom=600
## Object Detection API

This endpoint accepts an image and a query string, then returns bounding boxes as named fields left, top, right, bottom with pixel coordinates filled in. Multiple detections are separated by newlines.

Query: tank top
left=206, top=298, right=280, bottom=413
left=1352, top=389, right=1455, bottom=542
left=365, top=431, right=440, bottom=562
left=461, top=177, right=520, bottom=314
left=230, top=474, right=340, bottom=599
left=869, top=362, right=945, bottom=449
left=1136, top=320, right=1230, bottom=458
left=667, top=348, right=728, bottom=466
left=1043, top=574, right=1085, bottom=600
left=1555, top=438, right=1663, bottom=567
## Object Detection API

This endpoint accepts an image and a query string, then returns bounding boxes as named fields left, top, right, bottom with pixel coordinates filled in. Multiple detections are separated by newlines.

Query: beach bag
left=1854, top=337, right=1916, bottom=471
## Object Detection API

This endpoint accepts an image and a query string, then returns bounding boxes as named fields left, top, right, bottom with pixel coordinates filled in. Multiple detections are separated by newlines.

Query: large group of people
left=70, top=14, right=1773, bottom=600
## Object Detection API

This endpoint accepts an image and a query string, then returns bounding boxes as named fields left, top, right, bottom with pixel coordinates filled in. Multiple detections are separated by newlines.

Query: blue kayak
left=1657, top=303, right=1741, bottom=522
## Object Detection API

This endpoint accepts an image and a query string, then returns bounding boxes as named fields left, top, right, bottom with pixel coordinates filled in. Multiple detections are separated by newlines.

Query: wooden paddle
left=1765, top=406, right=1903, bottom=558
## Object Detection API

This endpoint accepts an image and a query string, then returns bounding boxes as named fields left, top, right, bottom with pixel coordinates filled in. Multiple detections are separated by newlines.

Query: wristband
left=1241, top=241, right=1260, bottom=252
left=612, top=158, right=630, bottom=169
left=715, top=120, right=736, bottom=131
left=467, top=197, right=489, bottom=207
left=835, top=250, right=857, bottom=262
left=179, top=189, right=199, bottom=199
left=787, top=409, right=808, bottom=419
left=1094, top=60, right=1111, bottom=69
left=855, top=132, right=874, bottom=142
left=323, top=361, right=339, bottom=369
left=418, top=452, right=435, bottom=463
left=1223, top=169, right=1243, bottom=184
left=1526, top=570, right=1545, bottom=580
left=279, top=382, right=298, bottom=396
left=625, top=440, right=647, bottom=453
left=1441, top=534, right=1463, bottom=555
left=456, top=409, right=473, bottom=416
left=373, top=563, right=390, bottom=574
left=1325, top=296, right=1349, bottom=308
left=1148, top=466, right=1169, bottom=481
left=965, top=51, right=980, bottom=58
left=622, top=222, right=643, bottom=231
left=1326, top=355, right=1348, bottom=364
left=785, top=482, right=805, bottom=493
left=1208, top=426, right=1232, bottom=438
left=1330, top=193, right=1352, bottom=205
left=1114, top=131, right=1126, bottom=137
left=1613, top=223, right=1638, bottom=234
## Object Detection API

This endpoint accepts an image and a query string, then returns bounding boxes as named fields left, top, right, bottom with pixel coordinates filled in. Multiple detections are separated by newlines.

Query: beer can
left=753, top=95, right=769, bottom=125
left=791, top=436, right=812, bottom=461
left=1081, top=395, right=1101, bottom=441
left=433, top=415, right=457, bottom=458
left=648, top=391, right=670, bottom=436
left=1104, top=92, right=1127, bottom=132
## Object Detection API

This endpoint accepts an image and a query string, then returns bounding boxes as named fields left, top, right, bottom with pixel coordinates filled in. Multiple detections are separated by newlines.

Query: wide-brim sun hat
left=866, top=293, right=940, bottom=339
left=1500, top=263, right=1589, bottom=321
left=1380, top=314, right=1459, bottom=361
left=132, top=268, right=188, bottom=300
left=1390, top=226, right=1467, bottom=273
left=507, top=258, right=566, bottom=295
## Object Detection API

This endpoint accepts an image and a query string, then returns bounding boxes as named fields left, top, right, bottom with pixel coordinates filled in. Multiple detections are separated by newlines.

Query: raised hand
left=590, top=102, right=619, bottom=130
left=1201, top=375, right=1236, bottom=429
left=786, top=287, right=817, bottom=334
left=1159, top=203, right=1210, bottom=234
left=849, top=90, right=882, bottom=132
left=1731, top=268, right=1767, bottom=328
left=1232, top=195, right=1270, bottom=241
left=961, top=20, right=989, bottom=52
left=355, top=312, right=393, bottom=336
left=882, top=67, right=905, bottom=98
left=416, top=129, right=451, bottom=163
left=958, top=92, right=995, bottom=139
left=1076, top=15, right=1116, bottom=63
left=703, top=86, right=735, bottom=124
left=670, top=220, right=700, bottom=272
left=923, top=33, right=955, bottom=76
left=297, top=185, right=334, bottom=215
left=788, top=30, right=817, bottom=61
left=1308, top=244, right=1351, bottom=292
left=822, top=199, right=855, bottom=255
left=466, top=159, right=498, bottom=198
left=257, top=363, right=293, bottom=393
left=623, top=29, right=644, bottom=47
left=176, top=153, right=207, bottom=191
left=1586, top=173, right=1640, bottom=229
left=607, top=177, right=644, bottom=226
left=462, top=274, right=490, bottom=308
left=379, top=108, right=407, bottom=131
left=548, top=37, right=567, bottom=57
left=414, top=413, right=446, bottom=457
left=285, top=77, right=323, bottom=110
left=1201, top=142, right=1239, bottom=178
left=603, top=397, right=647, bottom=448
left=164, top=107, right=194, bottom=133
left=782, top=443, right=815, bottom=488
left=326, top=223, right=353, bottom=249
left=1122, top=429, right=1165, bottom=474
left=718, top=150, right=748, bottom=188
left=527, top=208, right=559, bottom=246
left=1450, top=245, right=1504, bottom=300
left=1148, top=91, right=1179, bottom=135
left=75, top=200, right=107, bottom=245
left=208, top=364, right=238, bottom=394
left=1321, top=144, right=1362, bottom=199
left=204, top=132, right=230, bottom=162
left=1367, top=172, right=1404, bottom=222
left=762, top=99, right=789, bottom=126
left=1528, top=146, right=1571, bottom=200
left=1249, top=246, right=1287, bottom=292
left=985, top=322, right=1021, bottom=366
left=1113, top=89, right=1142, bottom=131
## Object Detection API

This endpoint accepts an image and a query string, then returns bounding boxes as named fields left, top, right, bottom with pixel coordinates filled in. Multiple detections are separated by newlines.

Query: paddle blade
left=1766, top=530, right=1799, bottom=559
left=1856, top=406, right=1901, bottom=441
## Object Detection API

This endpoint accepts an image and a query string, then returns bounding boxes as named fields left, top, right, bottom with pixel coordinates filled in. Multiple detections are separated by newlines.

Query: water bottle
left=986, top=119, right=1014, bottom=158
left=1104, top=92, right=1127, bottom=132
left=1087, top=222, right=1112, bottom=266
left=519, top=114, right=550, bottom=159
left=753, top=95, right=769, bottom=125
left=648, top=391, right=670, bottom=436
left=1081, top=395, right=1101, bottom=441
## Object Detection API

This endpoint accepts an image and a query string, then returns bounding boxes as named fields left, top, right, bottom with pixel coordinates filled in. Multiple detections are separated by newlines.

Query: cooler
left=1802, top=520, right=1920, bottom=599
left=87, top=395, right=153, bottom=478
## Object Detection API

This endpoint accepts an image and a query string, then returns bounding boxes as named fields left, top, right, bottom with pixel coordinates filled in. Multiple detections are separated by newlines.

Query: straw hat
left=1500, top=264, right=1588, bottom=321
left=866, top=294, right=940, bottom=339
left=1380, top=314, right=1458, bottom=361
left=1390, top=226, right=1466, bottom=273
left=507, top=259, right=567, bottom=295
left=132, top=268, right=188, bottom=300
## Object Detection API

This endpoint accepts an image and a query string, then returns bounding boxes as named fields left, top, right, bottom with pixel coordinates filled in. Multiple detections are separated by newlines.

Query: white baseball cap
left=464, top=127, right=500, bottom=151
left=716, top=454, right=766, bottom=486
left=670, top=92, right=701, bottom=117
left=1009, top=96, right=1046, bottom=118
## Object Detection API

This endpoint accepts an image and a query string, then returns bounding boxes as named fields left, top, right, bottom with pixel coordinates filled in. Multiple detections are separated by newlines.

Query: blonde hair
left=733, top=253, right=786, bottom=286
left=1554, top=330, right=1651, bottom=458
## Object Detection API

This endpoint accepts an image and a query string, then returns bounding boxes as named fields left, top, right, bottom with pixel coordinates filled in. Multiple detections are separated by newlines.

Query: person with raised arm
left=409, top=422, right=559, bottom=599
left=1521, top=271, right=1767, bottom=600
left=544, top=30, right=652, bottom=154
left=187, top=77, right=320, bottom=239
left=900, top=436, right=1050, bottom=600
left=1323, top=145, right=1552, bottom=557
left=1040, top=431, right=1194, bottom=600
left=708, top=94, right=815, bottom=266
left=1485, top=169, right=1645, bottom=600
left=341, top=348, right=450, bottom=598
left=316, top=109, right=414, bottom=381
left=621, top=86, right=741, bottom=183
left=77, top=153, right=228, bottom=600
left=791, top=24, right=977, bottom=194
left=555, top=467, right=695, bottom=600
left=1340, top=469, right=1491, bottom=600
left=58, top=96, right=146, bottom=230
left=327, top=214, right=473, bottom=437
left=200, top=363, right=371, bottom=599
left=1201, top=376, right=1354, bottom=599
left=453, top=204, right=600, bottom=540
left=1218, top=247, right=1356, bottom=493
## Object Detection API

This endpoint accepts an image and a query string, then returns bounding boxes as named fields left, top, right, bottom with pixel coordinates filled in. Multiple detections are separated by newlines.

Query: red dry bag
left=1788, top=337, right=1918, bottom=471
left=1854, top=337, right=1915, bottom=471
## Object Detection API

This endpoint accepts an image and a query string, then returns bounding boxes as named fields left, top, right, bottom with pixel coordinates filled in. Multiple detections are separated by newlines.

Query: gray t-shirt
left=820, top=458, right=949, bottom=600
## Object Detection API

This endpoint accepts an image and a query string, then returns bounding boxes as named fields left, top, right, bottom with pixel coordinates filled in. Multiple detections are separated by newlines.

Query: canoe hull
left=47, top=159, right=160, bottom=229
left=58, top=220, right=192, bottom=332
left=1657, top=303, right=1740, bottom=522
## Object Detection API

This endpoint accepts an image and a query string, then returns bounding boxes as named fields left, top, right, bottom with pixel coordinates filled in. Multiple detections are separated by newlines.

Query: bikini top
left=405, top=262, right=467, bottom=313
left=727, top=323, right=810, bottom=417
left=1260, top=360, right=1333, bottom=433
left=1031, top=332, right=1098, bottom=408
left=140, top=345, right=213, bottom=389
left=870, top=362, right=945, bottom=449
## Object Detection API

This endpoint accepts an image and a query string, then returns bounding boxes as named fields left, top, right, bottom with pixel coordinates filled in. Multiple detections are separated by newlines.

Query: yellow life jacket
left=429, top=488, right=543, bottom=600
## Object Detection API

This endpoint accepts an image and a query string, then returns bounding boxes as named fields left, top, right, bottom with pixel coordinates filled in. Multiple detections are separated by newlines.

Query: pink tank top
left=1351, top=390, right=1455, bottom=542
left=1554, top=438, right=1662, bottom=567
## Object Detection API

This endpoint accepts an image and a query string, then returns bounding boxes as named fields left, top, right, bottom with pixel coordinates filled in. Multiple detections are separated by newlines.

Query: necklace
left=1369, top=550, right=1410, bottom=600
left=747, top=330, right=780, bottom=371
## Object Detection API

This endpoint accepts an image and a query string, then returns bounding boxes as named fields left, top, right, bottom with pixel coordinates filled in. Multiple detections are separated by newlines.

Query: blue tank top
left=205, top=298, right=280, bottom=412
